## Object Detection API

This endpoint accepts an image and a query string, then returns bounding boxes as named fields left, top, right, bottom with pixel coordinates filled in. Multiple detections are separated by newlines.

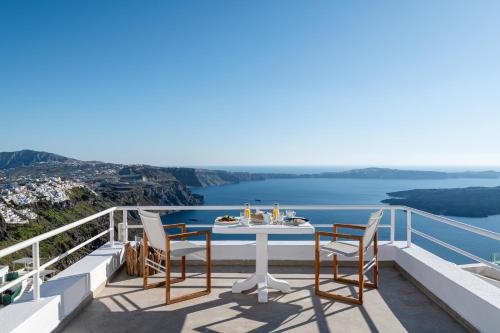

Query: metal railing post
left=32, top=241, right=40, bottom=301
left=390, top=208, right=395, bottom=243
left=406, top=208, right=412, bottom=247
left=122, top=209, right=128, bottom=242
left=109, top=211, right=114, bottom=246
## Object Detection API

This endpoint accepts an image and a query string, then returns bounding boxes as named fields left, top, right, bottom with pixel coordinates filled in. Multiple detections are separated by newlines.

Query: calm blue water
left=163, top=177, right=500, bottom=265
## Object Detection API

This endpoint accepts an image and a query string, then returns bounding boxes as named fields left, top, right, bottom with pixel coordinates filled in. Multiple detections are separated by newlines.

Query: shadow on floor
left=61, top=266, right=467, bottom=333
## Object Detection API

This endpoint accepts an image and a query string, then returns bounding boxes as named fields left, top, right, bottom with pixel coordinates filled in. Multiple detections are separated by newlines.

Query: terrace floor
left=62, top=265, right=467, bottom=333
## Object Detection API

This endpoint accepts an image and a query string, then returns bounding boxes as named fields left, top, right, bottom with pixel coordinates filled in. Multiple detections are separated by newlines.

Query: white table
left=212, top=222, right=315, bottom=303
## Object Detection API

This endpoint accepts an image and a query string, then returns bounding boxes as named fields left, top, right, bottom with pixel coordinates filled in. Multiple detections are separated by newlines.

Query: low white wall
left=394, top=245, right=500, bottom=333
left=204, top=240, right=396, bottom=262
left=0, top=242, right=124, bottom=333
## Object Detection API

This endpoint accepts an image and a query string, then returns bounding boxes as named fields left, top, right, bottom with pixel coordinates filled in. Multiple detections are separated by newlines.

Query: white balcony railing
left=1, top=205, right=499, bottom=302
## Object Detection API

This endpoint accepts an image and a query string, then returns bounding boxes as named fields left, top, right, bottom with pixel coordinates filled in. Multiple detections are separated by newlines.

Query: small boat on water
left=188, top=218, right=199, bottom=222
left=255, top=199, right=262, bottom=202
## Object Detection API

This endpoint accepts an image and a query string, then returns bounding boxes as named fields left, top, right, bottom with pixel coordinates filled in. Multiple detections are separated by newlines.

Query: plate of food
left=285, top=217, right=309, bottom=226
left=250, top=212, right=266, bottom=224
left=215, top=215, right=240, bottom=225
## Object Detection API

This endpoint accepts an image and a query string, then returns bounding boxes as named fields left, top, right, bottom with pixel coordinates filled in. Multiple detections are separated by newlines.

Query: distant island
left=311, top=168, right=500, bottom=180
left=382, top=187, right=500, bottom=217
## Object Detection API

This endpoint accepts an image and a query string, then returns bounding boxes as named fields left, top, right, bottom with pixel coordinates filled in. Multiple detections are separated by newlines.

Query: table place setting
left=213, top=203, right=310, bottom=228
left=212, top=203, right=315, bottom=303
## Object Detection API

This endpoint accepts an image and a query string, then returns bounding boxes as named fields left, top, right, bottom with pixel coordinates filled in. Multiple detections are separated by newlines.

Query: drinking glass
left=240, top=211, right=249, bottom=225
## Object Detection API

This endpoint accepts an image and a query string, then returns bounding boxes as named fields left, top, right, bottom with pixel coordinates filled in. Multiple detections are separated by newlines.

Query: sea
left=162, top=167, right=500, bottom=265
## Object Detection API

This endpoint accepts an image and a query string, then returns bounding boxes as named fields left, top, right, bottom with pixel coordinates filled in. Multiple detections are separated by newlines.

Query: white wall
left=0, top=243, right=124, bottom=333
left=394, top=245, right=500, bottom=333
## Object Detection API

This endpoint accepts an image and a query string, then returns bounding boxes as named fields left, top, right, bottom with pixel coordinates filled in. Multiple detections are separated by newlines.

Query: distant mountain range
left=2, top=150, right=500, bottom=219
left=313, top=168, right=500, bottom=179
left=0, top=150, right=77, bottom=169
left=1, top=149, right=500, bottom=181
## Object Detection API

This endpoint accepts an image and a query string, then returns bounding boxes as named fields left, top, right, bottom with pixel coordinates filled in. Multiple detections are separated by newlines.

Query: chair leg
left=373, top=232, right=378, bottom=289
left=333, top=254, right=338, bottom=280
left=181, top=256, right=186, bottom=281
left=143, top=233, right=148, bottom=288
left=164, top=233, right=211, bottom=305
left=206, top=234, right=211, bottom=293
left=166, top=242, right=171, bottom=304
left=317, top=249, right=372, bottom=305
left=333, top=226, right=338, bottom=280
left=358, top=248, right=364, bottom=305
left=143, top=234, right=171, bottom=289
left=314, top=234, right=320, bottom=293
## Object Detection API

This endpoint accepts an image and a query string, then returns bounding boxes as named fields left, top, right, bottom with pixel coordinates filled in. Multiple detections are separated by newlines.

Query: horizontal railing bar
left=410, top=208, right=500, bottom=241
left=40, top=228, right=111, bottom=270
left=0, top=207, right=116, bottom=258
left=0, top=269, right=37, bottom=294
left=118, top=205, right=400, bottom=211
left=125, top=224, right=392, bottom=229
left=1, top=205, right=398, bottom=260
left=412, top=228, right=500, bottom=271
left=126, top=225, right=143, bottom=229
left=1, top=204, right=498, bottom=286
left=146, top=258, right=166, bottom=270
left=363, top=258, right=376, bottom=273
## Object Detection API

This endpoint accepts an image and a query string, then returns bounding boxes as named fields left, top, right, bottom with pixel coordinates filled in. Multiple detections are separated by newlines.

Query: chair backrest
left=138, top=209, right=166, bottom=251
left=362, top=210, right=383, bottom=250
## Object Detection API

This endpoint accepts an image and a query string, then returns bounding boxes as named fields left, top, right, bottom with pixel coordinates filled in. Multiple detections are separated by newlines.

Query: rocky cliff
left=98, top=180, right=203, bottom=207
left=115, top=165, right=203, bottom=204
left=165, top=168, right=270, bottom=187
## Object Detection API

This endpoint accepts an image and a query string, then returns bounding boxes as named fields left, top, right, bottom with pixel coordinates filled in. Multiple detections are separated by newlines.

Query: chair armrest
left=167, top=230, right=210, bottom=240
left=163, top=223, right=187, bottom=233
left=316, top=231, right=362, bottom=241
left=165, top=230, right=211, bottom=257
left=334, top=223, right=366, bottom=231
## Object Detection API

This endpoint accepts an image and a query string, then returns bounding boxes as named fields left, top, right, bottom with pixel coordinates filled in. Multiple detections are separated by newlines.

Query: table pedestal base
left=231, top=234, right=291, bottom=303
left=232, top=273, right=291, bottom=303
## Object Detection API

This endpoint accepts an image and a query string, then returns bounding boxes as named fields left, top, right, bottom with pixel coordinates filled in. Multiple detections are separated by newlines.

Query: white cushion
left=321, top=241, right=360, bottom=257
left=162, top=241, right=206, bottom=258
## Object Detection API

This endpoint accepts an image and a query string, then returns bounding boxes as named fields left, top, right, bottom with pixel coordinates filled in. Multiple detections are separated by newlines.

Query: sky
left=1, top=1, right=500, bottom=167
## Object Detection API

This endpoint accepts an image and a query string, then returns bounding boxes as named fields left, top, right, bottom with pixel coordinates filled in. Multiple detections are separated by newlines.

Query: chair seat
left=165, top=241, right=206, bottom=258
left=321, top=241, right=359, bottom=257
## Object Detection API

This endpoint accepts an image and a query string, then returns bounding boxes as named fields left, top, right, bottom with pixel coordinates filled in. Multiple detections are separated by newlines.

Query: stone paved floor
left=63, top=265, right=467, bottom=333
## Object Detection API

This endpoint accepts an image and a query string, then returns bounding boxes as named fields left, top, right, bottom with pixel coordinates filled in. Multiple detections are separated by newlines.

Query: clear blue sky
left=1, top=1, right=499, bottom=167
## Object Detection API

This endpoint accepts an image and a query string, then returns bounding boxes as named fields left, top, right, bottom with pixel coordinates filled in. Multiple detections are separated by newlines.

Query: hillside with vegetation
left=0, top=187, right=113, bottom=271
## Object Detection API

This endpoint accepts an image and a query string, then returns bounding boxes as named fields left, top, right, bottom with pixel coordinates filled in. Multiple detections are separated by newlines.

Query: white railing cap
left=0, top=207, right=116, bottom=258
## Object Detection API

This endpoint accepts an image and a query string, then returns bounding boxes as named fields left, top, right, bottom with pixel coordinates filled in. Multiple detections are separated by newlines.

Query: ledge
left=0, top=242, right=124, bottom=333
left=394, top=244, right=500, bottom=333
left=189, top=240, right=397, bottom=262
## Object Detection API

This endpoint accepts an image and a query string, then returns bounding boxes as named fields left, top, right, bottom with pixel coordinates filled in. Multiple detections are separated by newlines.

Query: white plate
left=284, top=217, right=309, bottom=225
left=215, top=216, right=240, bottom=225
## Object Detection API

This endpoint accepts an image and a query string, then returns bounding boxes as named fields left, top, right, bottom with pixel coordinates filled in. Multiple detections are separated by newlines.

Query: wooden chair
left=139, top=209, right=211, bottom=304
left=315, top=210, right=383, bottom=305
